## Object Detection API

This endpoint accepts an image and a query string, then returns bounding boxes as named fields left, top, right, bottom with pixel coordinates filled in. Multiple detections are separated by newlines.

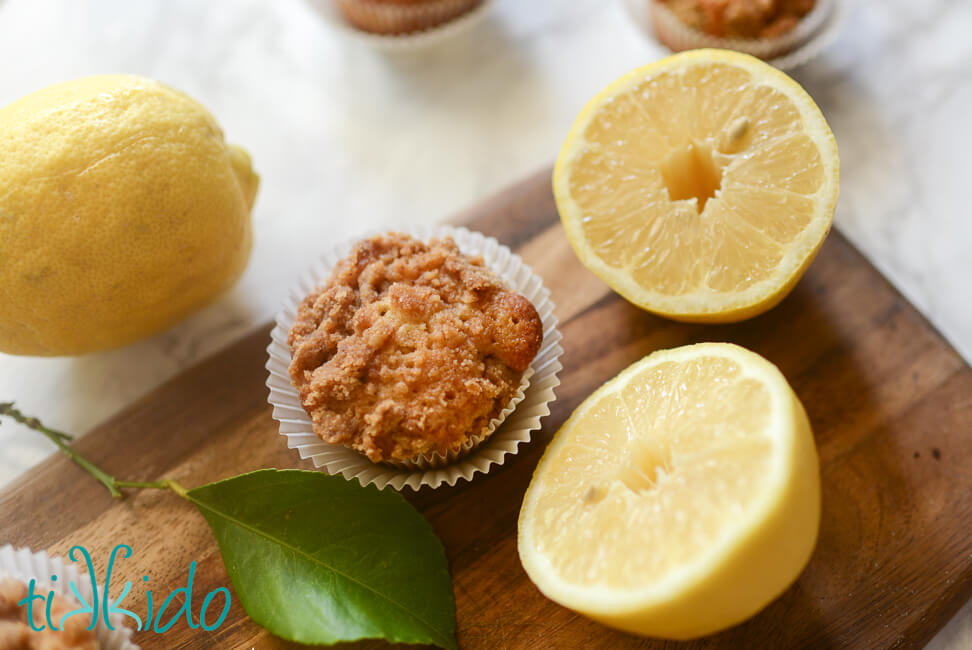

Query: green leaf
left=185, top=469, right=456, bottom=649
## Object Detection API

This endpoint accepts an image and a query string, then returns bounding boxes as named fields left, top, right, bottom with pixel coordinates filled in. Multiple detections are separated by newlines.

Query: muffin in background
left=660, top=0, right=815, bottom=39
left=336, top=0, right=484, bottom=35
left=650, top=0, right=832, bottom=60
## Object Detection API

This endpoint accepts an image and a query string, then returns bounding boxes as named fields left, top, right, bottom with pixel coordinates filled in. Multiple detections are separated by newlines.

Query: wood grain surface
left=2, top=168, right=971, bottom=649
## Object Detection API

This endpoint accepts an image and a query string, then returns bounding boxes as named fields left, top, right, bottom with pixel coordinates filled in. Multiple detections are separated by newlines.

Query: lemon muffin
left=288, top=233, right=543, bottom=466
left=659, top=0, right=815, bottom=39
left=335, top=0, right=484, bottom=35
left=0, top=578, right=99, bottom=649
left=650, top=0, right=828, bottom=59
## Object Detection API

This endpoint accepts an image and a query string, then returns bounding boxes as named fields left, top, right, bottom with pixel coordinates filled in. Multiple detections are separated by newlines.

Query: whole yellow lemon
left=0, top=75, right=259, bottom=356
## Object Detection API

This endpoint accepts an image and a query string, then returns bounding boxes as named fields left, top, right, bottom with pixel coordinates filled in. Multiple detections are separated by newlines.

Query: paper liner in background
left=626, top=0, right=847, bottom=70
left=305, top=0, right=492, bottom=51
left=0, top=545, right=140, bottom=650
left=266, top=224, right=563, bottom=491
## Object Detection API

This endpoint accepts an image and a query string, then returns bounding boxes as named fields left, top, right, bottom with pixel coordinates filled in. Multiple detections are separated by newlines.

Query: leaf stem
left=0, top=402, right=175, bottom=499
left=165, top=479, right=189, bottom=499
left=115, top=479, right=172, bottom=491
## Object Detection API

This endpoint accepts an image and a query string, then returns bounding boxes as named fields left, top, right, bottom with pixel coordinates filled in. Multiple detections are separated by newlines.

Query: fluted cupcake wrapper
left=630, top=0, right=845, bottom=70
left=0, top=545, right=140, bottom=650
left=266, top=224, right=563, bottom=491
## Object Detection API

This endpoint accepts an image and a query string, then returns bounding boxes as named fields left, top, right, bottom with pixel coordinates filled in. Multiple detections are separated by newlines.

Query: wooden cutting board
left=2, top=168, right=971, bottom=650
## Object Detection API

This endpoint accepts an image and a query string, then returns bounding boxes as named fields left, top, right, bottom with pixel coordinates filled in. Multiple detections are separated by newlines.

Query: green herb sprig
left=0, top=402, right=457, bottom=649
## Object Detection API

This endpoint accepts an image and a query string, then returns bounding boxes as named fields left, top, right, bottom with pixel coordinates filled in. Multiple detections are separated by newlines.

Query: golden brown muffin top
left=0, top=579, right=100, bottom=650
left=288, top=233, right=543, bottom=464
left=660, top=0, right=816, bottom=39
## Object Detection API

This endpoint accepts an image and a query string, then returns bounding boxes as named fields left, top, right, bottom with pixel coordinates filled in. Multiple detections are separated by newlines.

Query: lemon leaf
left=186, top=469, right=456, bottom=649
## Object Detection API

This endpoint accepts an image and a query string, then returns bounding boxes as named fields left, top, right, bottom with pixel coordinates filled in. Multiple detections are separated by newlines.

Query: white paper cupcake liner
left=305, top=0, right=492, bottom=51
left=266, top=224, right=563, bottom=490
left=0, top=545, right=140, bottom=650
left=626, top=0, right=846, bottom=70
left=763, top=0, right=846, bottom=70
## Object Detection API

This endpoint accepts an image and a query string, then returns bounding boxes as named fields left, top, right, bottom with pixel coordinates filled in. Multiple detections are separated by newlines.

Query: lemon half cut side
left=554, top=49, right=839, bottom=322
left=518, top=343, right=821, bottom=639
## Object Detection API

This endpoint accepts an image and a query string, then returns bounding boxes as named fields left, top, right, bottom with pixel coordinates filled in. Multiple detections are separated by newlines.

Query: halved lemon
left=517, top=343, right=821, bottom=639
left=554, top=49, right=839, bottom=322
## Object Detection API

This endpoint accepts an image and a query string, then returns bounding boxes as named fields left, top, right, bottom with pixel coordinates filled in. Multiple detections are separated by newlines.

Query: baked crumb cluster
left=288, top=233, right=542, bottom=464
left=0, top=579, right=99, bottom=650
left=660, top=0, right=815, bottom=39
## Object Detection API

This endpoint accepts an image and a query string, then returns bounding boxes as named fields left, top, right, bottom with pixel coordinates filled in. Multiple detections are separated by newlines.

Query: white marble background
left=0, top=0, right=969, bottom=647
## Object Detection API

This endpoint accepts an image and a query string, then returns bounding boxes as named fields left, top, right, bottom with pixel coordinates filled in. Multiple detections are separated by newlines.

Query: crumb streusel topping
left=661, top=0, right=816, bottom=39
left=0, top=578, right=100, bottom=650
left=288, top=233, right=543, bottom=464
